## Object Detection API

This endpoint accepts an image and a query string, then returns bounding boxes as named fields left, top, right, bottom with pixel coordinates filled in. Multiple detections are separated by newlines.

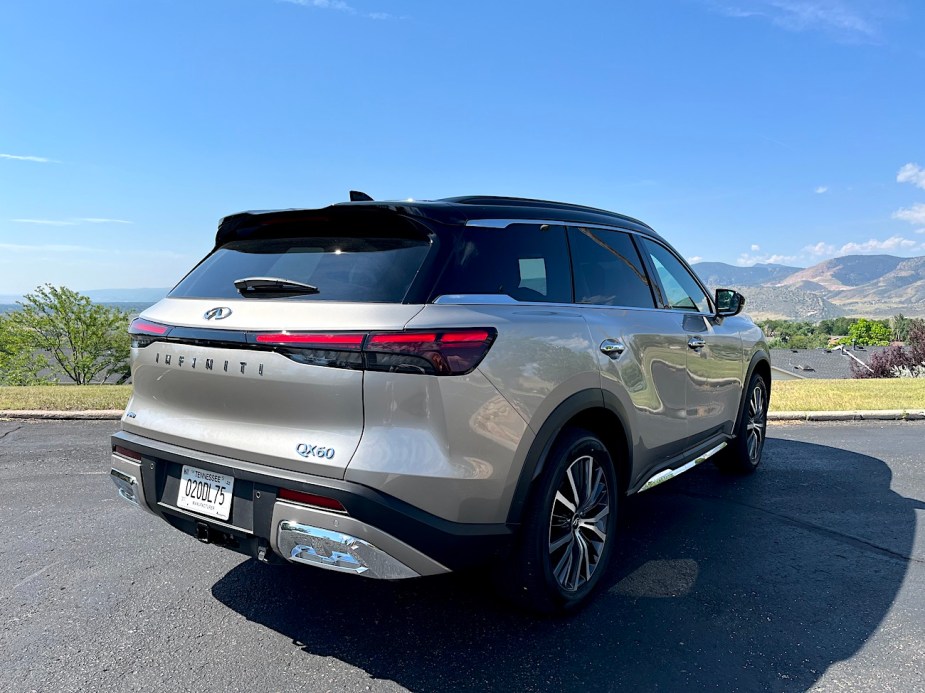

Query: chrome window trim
left=466, top=218, right=641, bottom=234
left=430, top=293, right=715, bottom=318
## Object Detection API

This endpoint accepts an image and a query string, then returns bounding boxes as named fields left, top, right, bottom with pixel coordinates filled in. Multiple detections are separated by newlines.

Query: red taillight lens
left=278, top=488, right=346, bottom=512
left=252, top=328, right=497, bottom=376
left=365, top=329, right=496, bottom=376
left=255, top=332, right=365, bottom=349
left=129, top=319, right=170, bottom=336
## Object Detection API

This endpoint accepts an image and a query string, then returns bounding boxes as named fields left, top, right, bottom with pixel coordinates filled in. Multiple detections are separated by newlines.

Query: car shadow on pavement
left=211, top=438, right=924, bottom=691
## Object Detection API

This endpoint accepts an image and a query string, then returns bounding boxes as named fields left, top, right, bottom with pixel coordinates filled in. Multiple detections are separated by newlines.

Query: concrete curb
left=769, top=410, right=925, bottom=422
left=0, top=410, right=123, bottom=420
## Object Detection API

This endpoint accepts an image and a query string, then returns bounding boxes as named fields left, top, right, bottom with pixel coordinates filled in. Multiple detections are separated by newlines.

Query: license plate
left=177, top=465, right=234, bottom=521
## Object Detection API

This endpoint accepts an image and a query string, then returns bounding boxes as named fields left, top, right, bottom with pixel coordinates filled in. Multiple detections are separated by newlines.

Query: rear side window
left=170, top=234, right=430, bottom=303
left=433, top=224, right=571, bottom=303
left=568, top=227, right=654, bottom=308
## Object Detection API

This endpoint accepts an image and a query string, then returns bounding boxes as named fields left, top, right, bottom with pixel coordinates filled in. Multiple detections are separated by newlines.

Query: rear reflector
left=113, top=445, right=143, bottom=461
left=278, top=488, right=347, bottom=513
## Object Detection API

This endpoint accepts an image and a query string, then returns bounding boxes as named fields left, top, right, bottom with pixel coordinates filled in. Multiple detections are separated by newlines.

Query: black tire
left=498, top=428, right=619, bottom=614
left=715, top=372, right=769, bottom=474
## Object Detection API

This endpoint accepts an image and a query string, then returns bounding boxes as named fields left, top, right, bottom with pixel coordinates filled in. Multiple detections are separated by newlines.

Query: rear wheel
left=715, top=372, right=768, bottom=473
left=500, top=428, right=619, bottom=614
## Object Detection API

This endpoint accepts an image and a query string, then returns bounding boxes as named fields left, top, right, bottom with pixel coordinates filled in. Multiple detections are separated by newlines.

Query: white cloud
left=893, top=203, right=925, bottom=225
left=10, top=218, right=78, bottom=226
left=750, top=244, right=761, bottom=251
left=736, top=252, right=799, bottom=266
left=278, top=0, right=392, bottom=19
left=804, top=235, right=924, bottom=259
left=805, top=241, right=835, bottom=256
left=897, top=163, right=925, bottom=189
left=815, top=185, right=829, bottom=194
left=705, top=0, right=880, bottom=38
left=838, top=236, right=920, bottom=254
left=688, top=256, right=704, bottom=264
left=0, top=153, right=56, bottom=163
left=9, top=217, right=133, bottom=226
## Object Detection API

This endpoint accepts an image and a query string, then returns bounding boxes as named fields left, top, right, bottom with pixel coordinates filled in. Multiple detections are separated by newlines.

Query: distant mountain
left=82, top=288, right=170, bottom=303
left=693, top=255, right=925, bottom=320
left=692, top=262, right=801, bottom=287
left=778, top=255, right=906, bottom=291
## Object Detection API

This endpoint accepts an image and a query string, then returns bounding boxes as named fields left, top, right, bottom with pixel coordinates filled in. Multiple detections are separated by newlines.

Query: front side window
left=568, top=227, right=654, bottom=308
left=433, top=224, right=571, bottom=303
left=640, top=238, right=711, bottom=312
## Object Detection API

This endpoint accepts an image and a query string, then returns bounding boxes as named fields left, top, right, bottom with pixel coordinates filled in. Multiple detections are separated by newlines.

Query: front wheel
left=499, top=428, right=619, bottom=614
left=715, top=372, right=769, bottom=473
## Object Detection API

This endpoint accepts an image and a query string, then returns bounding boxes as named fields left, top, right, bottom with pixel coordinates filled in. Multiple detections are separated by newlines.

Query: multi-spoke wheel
left=715, top=372, right=769, bottom=473
left=548, top=454, right=610, bottom=592
left=498, top=428, right=619, bottom=613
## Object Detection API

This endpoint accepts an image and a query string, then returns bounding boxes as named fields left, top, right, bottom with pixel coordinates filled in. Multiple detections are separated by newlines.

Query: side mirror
left=715, top=288, right=745, bottom=317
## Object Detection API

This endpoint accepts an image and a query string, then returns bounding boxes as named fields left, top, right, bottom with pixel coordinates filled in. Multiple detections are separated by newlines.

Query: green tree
left=845, top=318, right=892, bottom=347
left=2, top=285, right=131, bottom=385
left=0, top=315, right=51, bottom=384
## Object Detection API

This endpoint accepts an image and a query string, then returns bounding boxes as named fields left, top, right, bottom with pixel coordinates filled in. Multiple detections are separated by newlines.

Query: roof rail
left=440, top=195, right=652, bottom=229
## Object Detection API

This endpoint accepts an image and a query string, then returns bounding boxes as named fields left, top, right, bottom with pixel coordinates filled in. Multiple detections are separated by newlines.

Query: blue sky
left=1, top=0, right=924, bottom=294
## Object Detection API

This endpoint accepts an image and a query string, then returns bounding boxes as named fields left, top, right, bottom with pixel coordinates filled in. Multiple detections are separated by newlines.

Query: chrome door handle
left=688, top=336, right=706, bottom=350
left=600, top=339, right=626, bottom=359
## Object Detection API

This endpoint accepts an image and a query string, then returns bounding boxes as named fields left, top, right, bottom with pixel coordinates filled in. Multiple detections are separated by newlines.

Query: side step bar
left=639, top=442, right=727, bottom=492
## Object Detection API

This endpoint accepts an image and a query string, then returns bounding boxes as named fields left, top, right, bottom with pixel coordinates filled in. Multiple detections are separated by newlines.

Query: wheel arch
left=506, top=389, right=632, bottom=525
left=736, top=351, right=771, bottom=430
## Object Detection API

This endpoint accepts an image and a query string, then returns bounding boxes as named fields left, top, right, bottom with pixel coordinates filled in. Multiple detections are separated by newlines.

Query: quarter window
left=640, top=238, right=711, bottom=312
left=568, top=227, right=654, bottom=308
left=433, top=224, right=571, bottom=303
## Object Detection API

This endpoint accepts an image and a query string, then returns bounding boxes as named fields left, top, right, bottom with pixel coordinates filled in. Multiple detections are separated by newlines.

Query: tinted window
left=170, top=235, right=430, bottom=302
left=569, top=227, right=654, bottom=308
left=640, top=238, right=711, bottom=312
left=433, top=224, right=571, bottom=303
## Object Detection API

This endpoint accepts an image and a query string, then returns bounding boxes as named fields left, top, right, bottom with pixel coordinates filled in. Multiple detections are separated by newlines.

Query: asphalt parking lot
left=1, top=420, right=923, bottom=692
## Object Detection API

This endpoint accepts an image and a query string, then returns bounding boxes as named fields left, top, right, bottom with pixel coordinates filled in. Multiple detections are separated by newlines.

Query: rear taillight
left=129, top=318, right=172, bottom=348
left=278, top=488, right=347, bottom=513
left=254, top=328, right=496, bottom=376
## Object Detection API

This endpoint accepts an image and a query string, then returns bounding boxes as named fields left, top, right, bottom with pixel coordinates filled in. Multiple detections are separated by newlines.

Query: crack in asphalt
left=673, top=489, right=924, bottom=565
left=0, top=425, right=22, bottom=443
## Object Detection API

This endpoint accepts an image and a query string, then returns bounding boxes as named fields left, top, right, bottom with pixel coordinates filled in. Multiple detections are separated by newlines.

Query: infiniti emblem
left=203, top=306, right=233, bottom=320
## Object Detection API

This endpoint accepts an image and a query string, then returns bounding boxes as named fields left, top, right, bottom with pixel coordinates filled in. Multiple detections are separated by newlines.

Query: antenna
left=349, top=190, right=374, bottom=202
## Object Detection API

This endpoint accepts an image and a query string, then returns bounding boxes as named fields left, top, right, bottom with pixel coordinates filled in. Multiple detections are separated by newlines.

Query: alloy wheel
left=548, top=454, right=611, bottom=592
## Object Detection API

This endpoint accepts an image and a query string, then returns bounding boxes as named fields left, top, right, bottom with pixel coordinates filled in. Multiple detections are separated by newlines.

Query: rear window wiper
left=234, top=277, right=320, bottom=296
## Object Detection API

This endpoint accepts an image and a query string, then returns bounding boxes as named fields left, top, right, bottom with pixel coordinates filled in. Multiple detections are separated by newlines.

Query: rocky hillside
left=693, top=255, right=925, bottom=320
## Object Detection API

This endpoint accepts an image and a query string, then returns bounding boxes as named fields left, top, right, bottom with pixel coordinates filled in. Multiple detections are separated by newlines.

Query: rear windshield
left=170, top=234, right=431, bottom=302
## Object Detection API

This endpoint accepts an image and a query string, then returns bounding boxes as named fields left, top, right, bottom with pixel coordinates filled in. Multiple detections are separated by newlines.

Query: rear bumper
left=110, top=430, right=513, bottom=577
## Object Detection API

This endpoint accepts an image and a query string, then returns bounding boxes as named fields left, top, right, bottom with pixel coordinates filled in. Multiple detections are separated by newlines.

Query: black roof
left=215, top=195, right=660, bottom=247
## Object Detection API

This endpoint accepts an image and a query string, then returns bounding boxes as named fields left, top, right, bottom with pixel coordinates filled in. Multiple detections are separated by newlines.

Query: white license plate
left=177, top=465, right=234, bottom=521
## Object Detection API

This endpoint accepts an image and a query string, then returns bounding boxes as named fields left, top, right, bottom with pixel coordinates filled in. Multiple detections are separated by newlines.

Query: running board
left=639, top=442, right=727, bottom=492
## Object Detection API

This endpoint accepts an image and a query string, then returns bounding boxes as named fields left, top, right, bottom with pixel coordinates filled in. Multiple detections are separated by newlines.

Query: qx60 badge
left=297, top=443, right=336, bottom=460
left=204, top=306, right=233, bottom=320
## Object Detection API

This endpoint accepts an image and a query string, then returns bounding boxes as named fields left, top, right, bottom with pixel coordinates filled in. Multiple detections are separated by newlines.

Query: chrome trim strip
left=465, top=218, right=634, bottom=232
left=639, top=442, right=727, bottom=492
left=433, top=294, right=518, bottom=305
left=430, top=294, right=714, bottom=317
left=278, top=520, right=420, bottom=579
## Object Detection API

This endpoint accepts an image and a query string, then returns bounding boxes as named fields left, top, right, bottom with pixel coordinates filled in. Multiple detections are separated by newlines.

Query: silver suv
left=110, top=194, right=770, bottom=613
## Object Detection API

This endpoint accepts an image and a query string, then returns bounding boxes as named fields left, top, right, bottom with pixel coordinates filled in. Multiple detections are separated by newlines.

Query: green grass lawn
left=770, top=378, right=925, bottom=412
left=0, top=385, right=132, bottom=411
left=1, top=379, right=924, bottom=413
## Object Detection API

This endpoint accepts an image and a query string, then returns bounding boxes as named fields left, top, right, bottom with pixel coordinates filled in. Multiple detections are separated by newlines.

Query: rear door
left=569, top=226, right=692, bottom=474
